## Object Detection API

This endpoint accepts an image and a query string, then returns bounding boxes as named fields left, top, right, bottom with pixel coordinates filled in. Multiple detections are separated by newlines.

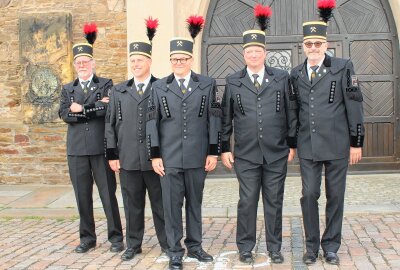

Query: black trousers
left=68, top=155, right=123, bottom=244
left=234, top=156, right=287, bottom=253
left=160, top=167, right=207, bottom=257
left=299, top=158, right=348, bottom=253
left=119, top=169, right=168, bottom=250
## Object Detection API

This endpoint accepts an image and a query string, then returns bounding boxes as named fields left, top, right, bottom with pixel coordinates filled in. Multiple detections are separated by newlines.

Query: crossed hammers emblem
left=78, top=46, right=83, bottom=52
left=177, top=41, right=183, bottom=47
left=133, top=44, right=139, bottom=49
left=251, top=34, right=257, bottom=40
left=310, top=27, right=317, bottom=33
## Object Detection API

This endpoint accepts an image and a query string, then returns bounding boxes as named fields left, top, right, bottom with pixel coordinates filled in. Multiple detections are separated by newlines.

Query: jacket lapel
left=183, top=72, right=200, bottom=101
left=258, top=66, right=275, bottom=94
left=298, top=61, right=312, bottom=87
left=238, top=68, right=258, bottom=95
left=72, top=78, right=85, bottom=101
left=310, top=55, right=332, bottom=87
left=165, top=73, right=184, bottom=99
left=84, top=74, right=100, bottom=103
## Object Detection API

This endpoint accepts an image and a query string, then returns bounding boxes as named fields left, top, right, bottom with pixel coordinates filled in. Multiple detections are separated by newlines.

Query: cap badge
left=251, top=34, right=257, bottom=39
left=310, top=27, right=317, bottom=32
left=133, top=44, right=139, bottom=49
left=177, top=41, right=183, bottom=47
left=78, top=46, right=83, bottom=52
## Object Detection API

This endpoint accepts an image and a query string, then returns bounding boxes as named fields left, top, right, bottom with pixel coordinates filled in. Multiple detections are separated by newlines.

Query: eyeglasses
left=170, top=57, right=191, bottom=64
left=304, top=41, right=326, bottom=48
left=74, top=59, right=93, bottom=66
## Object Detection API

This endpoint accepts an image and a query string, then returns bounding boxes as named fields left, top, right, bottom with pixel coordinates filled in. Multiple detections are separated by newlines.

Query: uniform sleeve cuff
left=106, top=148, right=119, bottom=160
left=84, top=103, right=96, bottom=117
left=222, top=141, right=231, bottom=153
left=287, top=136, right=297, bottom=148
left=150, top=147, right=161, bottom=159
left=350, top=135, right=364, bottom=147
left=209, top=144, right=221, bottom=156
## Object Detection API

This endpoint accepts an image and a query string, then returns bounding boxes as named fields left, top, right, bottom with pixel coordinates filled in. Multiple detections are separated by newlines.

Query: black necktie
left=82, top=81, right=90, bottom=94
left=137, top=83, right=144, bottom=96
left=252, top=74, right=260, bottom=90
left=310, top=65, right=319, bottom=84
left=179, top=79, right=187, bottom=94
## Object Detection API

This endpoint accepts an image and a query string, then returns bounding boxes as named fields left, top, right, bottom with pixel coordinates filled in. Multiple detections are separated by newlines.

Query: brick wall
left=0, top=0, right=127, bottom=184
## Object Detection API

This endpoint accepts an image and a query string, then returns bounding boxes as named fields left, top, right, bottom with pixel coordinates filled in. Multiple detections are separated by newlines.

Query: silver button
left=183, top=103, right=186, bottom=106
left=311, top=97, right=314, bottom=101
left=310, top=105, right=314, bottom=108
left=183, top=116, right=187, bottom=120
left=311, top=121, right=315, bottom=125
left=312, top=129, right=316, bottom=133
left=311, top=113, right=315, bottom=116
left=259, top=135, right=263, bottom=138
left=257, top=98, right=261, bottom=101
left=183, top=109, right=186, bottom=113
left=183, top=135, right=187, bottom=139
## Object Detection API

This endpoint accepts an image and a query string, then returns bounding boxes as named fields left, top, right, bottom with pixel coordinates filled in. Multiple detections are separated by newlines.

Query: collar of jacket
left=239, top=65, right=274, bottom=78
left=126, top=75, right=157, bottom=87
left=72, top=73, right=99, bottom=86
left=166, top=71, right=199, bottom=84
left=301, top=53, right=332, bottom=70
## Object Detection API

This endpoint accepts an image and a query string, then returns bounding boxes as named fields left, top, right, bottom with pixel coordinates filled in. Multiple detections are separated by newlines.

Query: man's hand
left=221, top=152, right=234, bottom=169
left=70, top=102, right=83, bottom=113
left=152, top=158, right=165, bottom=176
left=288, top=148, right=296, bottom=162
left=101, top=97, right=110, bottom=103
left=108, top=160, right=120, bottom=173
left=205, top=155, right=218, bottom=172
left=349, top=147, right=362, bottom=165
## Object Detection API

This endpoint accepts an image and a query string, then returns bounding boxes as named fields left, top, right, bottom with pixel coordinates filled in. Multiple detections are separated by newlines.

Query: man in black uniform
left=146, top=16, right=222, bottom=270
left=290, top=1, right=364, bottom=265
left=221, top=4, right=297, bottom=264
left=58, top=23, right=123, bottom=253
left=105, top=18, right=168, bottom=261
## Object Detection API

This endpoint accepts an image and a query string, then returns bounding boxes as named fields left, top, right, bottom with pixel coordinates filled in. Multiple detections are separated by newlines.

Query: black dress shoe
left=187, top=248, right=213, bottom=262
left=324, top=252, right=339, bottom=265
left=303, top=251, right=318, bottom=265
left=75, top=242, right=96, bottom=253
left=239, top=251, right=253, bottom=264
left=121, top=247, right=142, bottom=261
left=169, top=256, right=183, bottom=270
left=110, top=242, right=124, bottom=252
left=269, top=251, right=284, bottom=264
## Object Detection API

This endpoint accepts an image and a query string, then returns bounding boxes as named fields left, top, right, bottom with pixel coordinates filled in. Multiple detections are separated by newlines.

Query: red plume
left=254, top=4, right=272, bottom=31
left=83, top=22, right=98, bottom=45
left=186, top=15, right=205, bottom=39
left=145, top=17, right=159, bottom=41
left=317, top=0, right=336, bottom=23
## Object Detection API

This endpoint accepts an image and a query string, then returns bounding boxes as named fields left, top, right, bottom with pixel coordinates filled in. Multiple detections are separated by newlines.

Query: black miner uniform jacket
left=146, top=72, right=222, bottom=167
left=105, top=76, right=157, bottom=171
left=290, top=55, right=365, bottom=161
left=59, top=75, right=111, bottom=155
left=221, top=66, right=298, bottom=164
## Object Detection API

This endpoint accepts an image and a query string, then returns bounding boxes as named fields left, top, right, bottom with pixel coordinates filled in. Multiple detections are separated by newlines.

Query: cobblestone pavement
left=0, top=174, right=400, bottom=269
left=1, top=215, right=400, bottom=270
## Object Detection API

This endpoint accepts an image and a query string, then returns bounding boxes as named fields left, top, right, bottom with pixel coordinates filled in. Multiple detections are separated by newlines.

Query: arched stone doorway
left=202, top=0, right=400, bottom=173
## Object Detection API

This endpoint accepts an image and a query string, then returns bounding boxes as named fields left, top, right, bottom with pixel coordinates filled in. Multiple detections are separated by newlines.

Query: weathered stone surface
left=0, top=0, right=127, bottom=184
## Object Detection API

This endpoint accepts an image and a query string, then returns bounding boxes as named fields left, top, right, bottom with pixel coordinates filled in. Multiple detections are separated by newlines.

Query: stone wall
left=0, top=0, right=127, bottom=184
